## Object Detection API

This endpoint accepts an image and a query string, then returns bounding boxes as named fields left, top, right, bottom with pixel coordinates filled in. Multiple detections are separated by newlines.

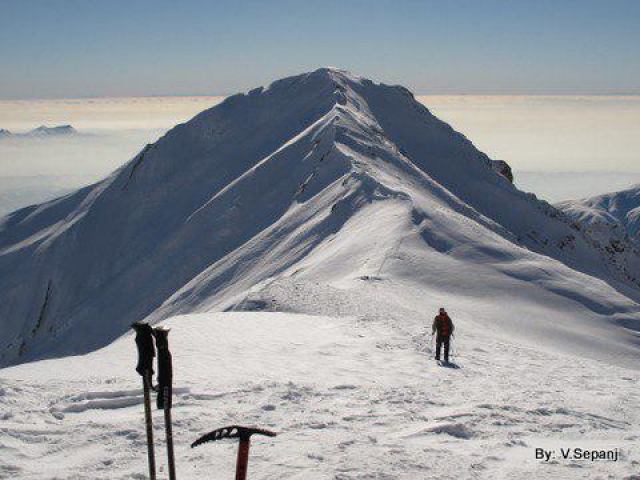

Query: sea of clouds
left=0, top=95, right=638, bottom=216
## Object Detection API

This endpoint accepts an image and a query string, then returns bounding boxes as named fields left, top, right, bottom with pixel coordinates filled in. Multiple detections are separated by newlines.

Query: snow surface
left=1, top=68, right=640, bottom=478
left=1, top=312, right=638, bottom=479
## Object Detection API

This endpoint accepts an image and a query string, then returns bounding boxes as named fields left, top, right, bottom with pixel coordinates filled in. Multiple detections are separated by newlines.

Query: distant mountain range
left=0, top=125, right=77, bottom=139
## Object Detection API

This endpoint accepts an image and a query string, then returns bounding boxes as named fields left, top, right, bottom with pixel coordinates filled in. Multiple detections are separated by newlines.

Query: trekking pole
left=191, top=425, right=277, bottom=480
left=132, top=322, right=157, bottom=480
left=450, top=334, right=456, bottom=362
left=153, top=327, right=177, bottom=480
left=163, top=386, right=177, bottom=480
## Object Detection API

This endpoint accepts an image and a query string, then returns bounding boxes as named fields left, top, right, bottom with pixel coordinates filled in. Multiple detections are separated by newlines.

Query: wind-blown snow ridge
left=0, top=68, right=639, bottom=368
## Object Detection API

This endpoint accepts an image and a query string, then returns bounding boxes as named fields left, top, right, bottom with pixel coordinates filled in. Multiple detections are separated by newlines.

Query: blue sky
left=1, top=0, right=639, bottom=98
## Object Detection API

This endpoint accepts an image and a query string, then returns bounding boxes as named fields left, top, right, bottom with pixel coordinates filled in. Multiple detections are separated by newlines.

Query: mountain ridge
left=1, top=68, right=639, bottom=367
left=557, top=184, right=640, bottom=244
left=557, top=184, right=640, bottom=277
left=0, top=125, right=77, bottom=139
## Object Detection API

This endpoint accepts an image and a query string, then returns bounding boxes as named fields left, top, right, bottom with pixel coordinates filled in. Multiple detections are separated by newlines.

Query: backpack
left=437, top=314, right=452, bottom=336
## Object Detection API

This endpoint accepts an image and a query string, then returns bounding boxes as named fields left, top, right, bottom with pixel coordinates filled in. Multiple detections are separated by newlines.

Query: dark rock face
left=491, top=159, right=514, bottom=183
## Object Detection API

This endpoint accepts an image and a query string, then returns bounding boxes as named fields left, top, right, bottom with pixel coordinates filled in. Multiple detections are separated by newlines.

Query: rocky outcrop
left=490, top=159, right=514, bottom=183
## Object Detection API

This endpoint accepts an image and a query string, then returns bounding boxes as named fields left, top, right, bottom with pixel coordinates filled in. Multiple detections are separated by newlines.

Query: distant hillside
left=558, top=184, right=640, bottom=252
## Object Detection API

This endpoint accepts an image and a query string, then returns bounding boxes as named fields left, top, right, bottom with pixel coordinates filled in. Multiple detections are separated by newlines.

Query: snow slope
left=1, top=67, right=639, bottom=370
left=1, top=312, right=638, bottom=479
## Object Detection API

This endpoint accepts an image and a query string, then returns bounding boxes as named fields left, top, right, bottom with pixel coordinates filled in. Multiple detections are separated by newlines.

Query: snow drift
left=1, top=68, right=639, bottom=367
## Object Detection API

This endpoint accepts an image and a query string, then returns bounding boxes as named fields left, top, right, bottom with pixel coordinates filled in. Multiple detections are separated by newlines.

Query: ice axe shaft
left=191, top=425, right=277, bottom=480
left=235, top=438, right=250, bottom=480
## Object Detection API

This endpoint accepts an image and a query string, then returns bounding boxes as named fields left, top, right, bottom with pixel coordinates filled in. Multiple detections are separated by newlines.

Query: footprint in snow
left=58, top=396, right=143, bottom=413
left=54, top=387, right=193, bottom=414
left=407, top=422, right=475, bottom=440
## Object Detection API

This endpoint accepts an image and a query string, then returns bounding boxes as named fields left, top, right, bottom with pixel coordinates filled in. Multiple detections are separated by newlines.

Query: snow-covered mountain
left=558, top=184, right=640, bottom=251
left=0, top=125, right=77, bottom=139
left=1, top=68, right=639, bottom=368
left=27, top=125, right=77, bottom=137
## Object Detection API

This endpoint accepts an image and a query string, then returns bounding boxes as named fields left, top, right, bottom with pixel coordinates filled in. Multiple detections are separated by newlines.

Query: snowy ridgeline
left=0, top=68, right=639, bottom=478
left=557, top=184, right=640, bottom=253
left=1, top=311, right=638, bottom=479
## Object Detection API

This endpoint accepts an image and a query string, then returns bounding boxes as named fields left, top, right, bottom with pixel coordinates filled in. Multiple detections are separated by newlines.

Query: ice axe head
left=191, top=425, right=276, bottom=448
left=192, top=425, right=277, bottom=480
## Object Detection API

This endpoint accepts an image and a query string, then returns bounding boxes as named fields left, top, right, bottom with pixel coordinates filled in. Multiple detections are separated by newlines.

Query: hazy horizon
left=1, top=93, right=639, bottom=216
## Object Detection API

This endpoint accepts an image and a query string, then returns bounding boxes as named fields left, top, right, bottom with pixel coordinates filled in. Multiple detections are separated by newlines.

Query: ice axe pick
left=191, top=425, right=277, bottom=480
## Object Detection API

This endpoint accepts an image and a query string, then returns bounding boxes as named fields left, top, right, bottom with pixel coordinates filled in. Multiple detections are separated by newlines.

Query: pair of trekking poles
left=132, top=322, right=276, bottom=480
left=132, top=323, right=176, bottom=480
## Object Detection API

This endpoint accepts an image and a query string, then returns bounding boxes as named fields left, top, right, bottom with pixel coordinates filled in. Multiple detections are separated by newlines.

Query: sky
left=1, top=0, right=639, bottom=99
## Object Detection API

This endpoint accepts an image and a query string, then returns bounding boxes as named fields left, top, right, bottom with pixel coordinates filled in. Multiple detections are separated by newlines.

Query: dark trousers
left=436, top=335, right=450, bottom=362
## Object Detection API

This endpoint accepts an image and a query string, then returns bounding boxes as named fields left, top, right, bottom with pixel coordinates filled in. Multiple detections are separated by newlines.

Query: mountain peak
left=0, top=125, right=77, bottom=140
left=29, top=125, right=76, bottom=136
left=308, top=66, right=365, bottom=83
left=260, top=68, right=412, bottom=104
left=274, top=67, right=363, bottom=86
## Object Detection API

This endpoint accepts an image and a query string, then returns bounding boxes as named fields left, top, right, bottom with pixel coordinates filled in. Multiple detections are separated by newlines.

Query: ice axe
left=191, top=425, right=277, bottom=480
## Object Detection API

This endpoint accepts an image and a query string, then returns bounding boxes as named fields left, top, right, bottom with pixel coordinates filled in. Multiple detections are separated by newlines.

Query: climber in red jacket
left=432, top=307, right=455, bottom=363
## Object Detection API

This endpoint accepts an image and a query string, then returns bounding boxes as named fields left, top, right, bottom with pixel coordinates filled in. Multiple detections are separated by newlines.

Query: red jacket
left=432, top=313, right=454, bottom=337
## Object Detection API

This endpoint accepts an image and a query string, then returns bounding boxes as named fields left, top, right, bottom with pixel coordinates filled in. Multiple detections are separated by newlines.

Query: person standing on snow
left=432, top=307, right=454, bottom=363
